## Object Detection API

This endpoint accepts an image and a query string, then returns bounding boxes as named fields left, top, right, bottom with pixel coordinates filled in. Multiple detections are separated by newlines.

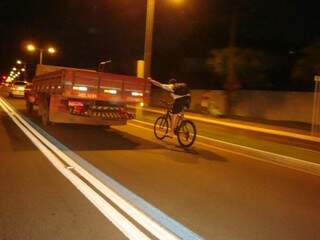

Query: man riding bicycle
left=149, top=77, right=191, bottom=138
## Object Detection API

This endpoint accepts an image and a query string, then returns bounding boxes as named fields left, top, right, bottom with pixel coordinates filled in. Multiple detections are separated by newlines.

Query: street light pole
left=143, top=0, right=156, bottom=79
left=26, top=44, right=56, bottom=65
left=312, top=75, right=320, bottom=136
left=39, top=49, right=44, bottom=65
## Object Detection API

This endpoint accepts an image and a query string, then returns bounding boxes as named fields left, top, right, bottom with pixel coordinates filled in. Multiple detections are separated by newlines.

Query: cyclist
left=149, top=77, right=191, bottom=138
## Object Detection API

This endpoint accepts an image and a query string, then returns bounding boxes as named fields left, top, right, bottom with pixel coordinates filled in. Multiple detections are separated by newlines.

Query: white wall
left=150, top=89, right=314, bottom=123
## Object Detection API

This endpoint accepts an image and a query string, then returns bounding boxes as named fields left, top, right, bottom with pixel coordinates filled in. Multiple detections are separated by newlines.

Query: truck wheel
left=41, top=98, right=50, bottom=126
left=26, top=101, right=33, bottom=114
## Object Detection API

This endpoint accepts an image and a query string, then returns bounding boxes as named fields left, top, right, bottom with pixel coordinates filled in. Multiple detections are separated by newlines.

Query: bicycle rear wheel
left=177, top=120, right=196, bottom=147
left=154, top=116, right=169, bottom=140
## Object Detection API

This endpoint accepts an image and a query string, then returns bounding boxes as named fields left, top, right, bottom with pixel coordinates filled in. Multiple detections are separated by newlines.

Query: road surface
left=1, top=95, right=320, bottom=240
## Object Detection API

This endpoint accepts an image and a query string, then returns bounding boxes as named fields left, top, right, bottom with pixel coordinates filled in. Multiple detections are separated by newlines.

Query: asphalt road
left=1, top=95, right=320, bottom=240
left=0, top=100, right=126, bottom=240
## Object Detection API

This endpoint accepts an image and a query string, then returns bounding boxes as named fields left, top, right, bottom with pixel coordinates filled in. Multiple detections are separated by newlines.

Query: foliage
left=292, top=41, right=320, bottom=84
left=207, top=47, right=270, bottom=90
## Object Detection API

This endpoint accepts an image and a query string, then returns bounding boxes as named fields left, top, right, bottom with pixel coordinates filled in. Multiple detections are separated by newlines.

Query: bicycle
left=153, top=100, right=197, bottom=147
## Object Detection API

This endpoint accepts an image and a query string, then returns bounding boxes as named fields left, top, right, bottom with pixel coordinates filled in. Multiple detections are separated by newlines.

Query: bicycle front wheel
left=154, top=116, right=169, bottom=140
left=177, top=120, right=196, bottom=147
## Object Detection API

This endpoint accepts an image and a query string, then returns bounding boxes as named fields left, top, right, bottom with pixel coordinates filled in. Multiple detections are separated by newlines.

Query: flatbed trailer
left=25, top=66, right=150, bottom=126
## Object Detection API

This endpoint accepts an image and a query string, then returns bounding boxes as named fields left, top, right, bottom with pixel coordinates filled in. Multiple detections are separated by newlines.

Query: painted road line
left=21, top=118, right=201, bottom=240
left=0, top=98, right=176, bottom=240
left=129, top=105, right=320, bottom=143
left=129, top=120, right=320, bottom=177
left=0, top=99, right=150, bottom=240
left=0, top=97, right=202, bottom=240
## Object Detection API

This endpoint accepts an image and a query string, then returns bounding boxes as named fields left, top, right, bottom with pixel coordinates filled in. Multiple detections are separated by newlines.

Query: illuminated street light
left=26, top=44, right=57, bottom=64
left=12, top=67, right=17, bottom=71
left=27, top=44, right=36, bottom=52
left=48, top=47, right=56, bottom=54
left=15, top=59, right=27, bottom=80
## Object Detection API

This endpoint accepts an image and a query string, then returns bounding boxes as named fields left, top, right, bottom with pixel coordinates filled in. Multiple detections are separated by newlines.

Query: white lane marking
left=133, top=119, right=320, bottom=155
left=132, top=119, right=320, bottom=157
left=129, top=105, right=320, bottom=143
left=128, top=121, right=320, bottom=176
left=0, top=98, right=193, bottom=240
left=0, top=99, right=150, bottom=240
left=133, top=119, right=154, bottom=127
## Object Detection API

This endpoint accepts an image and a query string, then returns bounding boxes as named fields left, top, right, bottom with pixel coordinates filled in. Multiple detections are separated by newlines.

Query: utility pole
left=39, top=49, right=44, bottom=65
left=312, top=75, right=320, bottom=136
left=143, top=0, right=156, bottom=79
left=224, top=7, right=240, bottom=116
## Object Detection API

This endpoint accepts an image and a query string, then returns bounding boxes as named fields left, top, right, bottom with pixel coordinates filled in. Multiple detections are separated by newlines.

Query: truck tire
left=41, top=97, right=50, bottom=126
left=26, top=101, right=33, bottom=114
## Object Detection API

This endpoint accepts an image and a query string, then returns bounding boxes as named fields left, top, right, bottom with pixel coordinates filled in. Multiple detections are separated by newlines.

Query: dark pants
left=172, top=96, right=190, bottom=114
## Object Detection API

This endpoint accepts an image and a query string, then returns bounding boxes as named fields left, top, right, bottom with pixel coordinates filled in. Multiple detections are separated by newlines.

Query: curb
left=131, top=120, right=320, bottom=177
left=128, top=105, right=320, bottom=143
left=197, top=135, right=320, bottom=177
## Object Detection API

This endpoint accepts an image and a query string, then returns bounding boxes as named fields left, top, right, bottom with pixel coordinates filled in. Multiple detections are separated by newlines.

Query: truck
left=25, top=64, right=150, bottom=126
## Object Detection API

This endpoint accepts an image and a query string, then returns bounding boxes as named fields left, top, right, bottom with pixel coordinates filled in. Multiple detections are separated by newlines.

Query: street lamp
left=143, top=0, right=183, bottom=78
left=16, top=59, right=26, bottom=68
left=27, top=44, right=36, bottom=52
left=26, top=44, right=56, bottom=64
left=98, top=60, right=112, bottom=72
left=48, top=47, right=56, bottom=54
left=16, top=59, right=27, bottom=81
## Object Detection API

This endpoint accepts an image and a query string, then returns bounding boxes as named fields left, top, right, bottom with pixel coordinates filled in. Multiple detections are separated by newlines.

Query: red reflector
left=68, top=100, right=84, bottom=107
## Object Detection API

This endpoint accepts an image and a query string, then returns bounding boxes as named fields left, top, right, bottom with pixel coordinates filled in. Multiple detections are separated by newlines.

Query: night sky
left=1, top=0, right=319, bottom=89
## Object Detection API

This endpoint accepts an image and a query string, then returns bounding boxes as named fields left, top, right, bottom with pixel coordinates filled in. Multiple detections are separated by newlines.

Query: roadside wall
left=150, top=88, right=314, bottom=124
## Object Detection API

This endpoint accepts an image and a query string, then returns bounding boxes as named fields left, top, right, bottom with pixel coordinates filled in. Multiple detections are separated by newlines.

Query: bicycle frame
left=161, top=101, right=186, bottom=130
left=154, top=100, right=197, bottom=147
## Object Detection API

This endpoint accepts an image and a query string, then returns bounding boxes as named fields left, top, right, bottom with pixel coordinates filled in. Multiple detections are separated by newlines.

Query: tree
left=292, top=41, right=320, bottom=90
left=207, top=47, right=269, bottom=115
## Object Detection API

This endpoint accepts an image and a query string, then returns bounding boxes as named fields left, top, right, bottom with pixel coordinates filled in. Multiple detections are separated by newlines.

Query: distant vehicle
left=3, top=82, right=12, bottom=88
left=25, top=64, right=150, bottom=126
left=8, top=81, right=27, bottom=98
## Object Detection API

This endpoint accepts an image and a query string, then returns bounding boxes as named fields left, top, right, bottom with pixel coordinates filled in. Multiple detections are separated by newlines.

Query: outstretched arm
left=148, top=78, right=174, bottom=92
left=149, top=78, right=163, bottom=88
